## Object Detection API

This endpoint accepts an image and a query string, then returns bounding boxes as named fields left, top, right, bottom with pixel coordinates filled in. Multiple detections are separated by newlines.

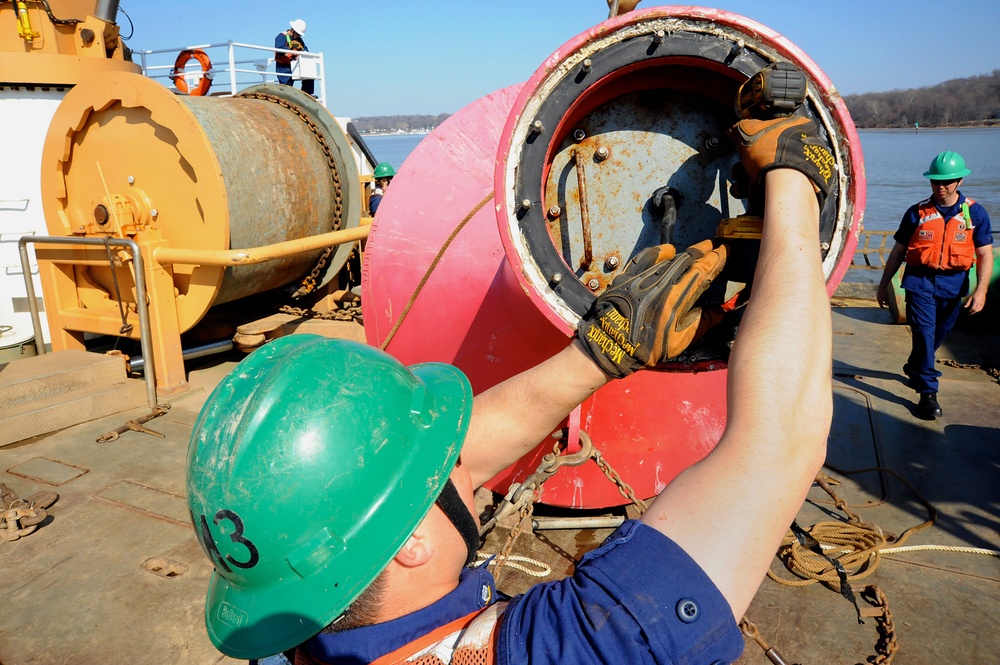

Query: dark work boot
left=916, top=392, right=943, bottom=420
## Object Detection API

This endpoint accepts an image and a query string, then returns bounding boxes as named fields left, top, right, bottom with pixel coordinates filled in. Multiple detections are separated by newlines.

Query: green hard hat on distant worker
left=374, top=162, right=396, bottom=179
left=923, top=151, right=972, bottom=180
left=186, top=334, right=472, bottom=659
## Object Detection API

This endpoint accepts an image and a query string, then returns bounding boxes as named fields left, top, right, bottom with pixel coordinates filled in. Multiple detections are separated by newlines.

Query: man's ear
left=394, top=526, right=434, bottom=568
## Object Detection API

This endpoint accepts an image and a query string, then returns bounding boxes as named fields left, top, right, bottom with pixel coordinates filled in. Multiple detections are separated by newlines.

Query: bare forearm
left=975, top=245, right=993, bottom=294
left=463, top=341, right=610, bottom=488
left=726, top=170, right=832, bottom=446
left=879, top=243, right=906, bottom=287
left=641, top=169, right=831, bottom=618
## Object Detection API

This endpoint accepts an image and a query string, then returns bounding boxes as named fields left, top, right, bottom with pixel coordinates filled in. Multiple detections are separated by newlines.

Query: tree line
left=352, top=114, right=452, bottom=133
left=352, top=71, right=1000, bottom=132
left=844, top=70, right=1000, bottom=128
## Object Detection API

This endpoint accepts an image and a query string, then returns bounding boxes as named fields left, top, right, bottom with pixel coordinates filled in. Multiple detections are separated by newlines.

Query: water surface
left=365, top=128, right=1000, bottom=234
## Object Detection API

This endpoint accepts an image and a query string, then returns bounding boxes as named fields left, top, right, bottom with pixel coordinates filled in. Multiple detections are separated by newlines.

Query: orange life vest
left=905, top=197, right=977, bottom=271
left=275, top=32, right=301, bottom=66
left=294, top=602, right=506, bottom=665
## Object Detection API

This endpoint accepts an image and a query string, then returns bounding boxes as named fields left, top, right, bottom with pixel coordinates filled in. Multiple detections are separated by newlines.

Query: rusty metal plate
left=95, top=480, right=189, bottom=525
left=7, top=457, right=88, bottom=485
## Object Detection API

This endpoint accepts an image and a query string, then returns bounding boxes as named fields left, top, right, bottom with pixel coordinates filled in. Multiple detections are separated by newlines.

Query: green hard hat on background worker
left=923, top=151, right=971, bottom=180
left=186, top=335, right=472, bottom=659
left=374, top=161, right=396, bottom=179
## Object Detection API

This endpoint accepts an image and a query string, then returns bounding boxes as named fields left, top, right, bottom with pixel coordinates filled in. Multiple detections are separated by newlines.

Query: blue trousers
left=276, top=65, right=315, bottom=95
left=905, top=290, right=962, bottom=393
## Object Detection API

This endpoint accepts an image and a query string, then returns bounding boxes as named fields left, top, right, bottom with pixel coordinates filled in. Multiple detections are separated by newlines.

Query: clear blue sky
left=120, top=1, right=1000, bottom=118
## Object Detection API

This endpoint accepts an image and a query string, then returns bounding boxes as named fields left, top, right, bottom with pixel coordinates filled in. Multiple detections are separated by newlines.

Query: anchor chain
left=238, top=92, right=346, bottom=298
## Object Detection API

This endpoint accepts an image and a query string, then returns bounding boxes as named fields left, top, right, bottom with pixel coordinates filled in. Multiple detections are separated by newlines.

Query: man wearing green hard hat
left=878, top=151, right=994, bottom=420
left=188, top=115, right=836, bottom=663
left=368, top=162, right=395, bottom=216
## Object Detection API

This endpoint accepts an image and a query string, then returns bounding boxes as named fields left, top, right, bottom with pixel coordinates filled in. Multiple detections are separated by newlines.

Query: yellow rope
left=379, top=192, right=494, bottom=351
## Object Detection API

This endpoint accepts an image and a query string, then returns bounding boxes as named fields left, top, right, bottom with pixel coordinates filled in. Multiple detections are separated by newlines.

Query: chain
left=591, top=443, right=648, bottom=513
left=278, top=301, right=361, bottom=322
left=740, top=584, right=897, bottom=665
left=485, top=431, right=648, bottom=585
left=859, top=585, right=899, bottom=664
left=492, top=495, right=535, bottom=586
left=239, top=92, right=345, bottom=297
left=939, top=358, right=1000, bottom=382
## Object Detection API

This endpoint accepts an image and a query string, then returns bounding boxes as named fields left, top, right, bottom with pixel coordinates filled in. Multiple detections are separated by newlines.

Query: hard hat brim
left=201, top=345, right=473, bottom=659
left=924, top=168, right=971, bottom=179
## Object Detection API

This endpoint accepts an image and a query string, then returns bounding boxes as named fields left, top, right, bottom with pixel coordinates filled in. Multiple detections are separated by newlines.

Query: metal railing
left=18, top=236, right=157, bottom=410
left=851, top=230, right=895, bottom=270
left=136, top=40, right=327, bottom=107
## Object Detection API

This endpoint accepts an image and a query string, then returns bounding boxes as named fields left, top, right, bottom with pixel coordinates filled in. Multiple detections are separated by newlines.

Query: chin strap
left=436, top=478, right=480, bottom=567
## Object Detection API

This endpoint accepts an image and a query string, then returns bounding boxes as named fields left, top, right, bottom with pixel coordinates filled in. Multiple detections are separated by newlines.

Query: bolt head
left=573, top=128, right=586, bottom=142
left=127, top=176, right=135, bottom=185
left=605, top=256, right=620, bottom=270
left=552, top=272, right=563, bottom=284
left=588, top=278, right=600, bottom=290
left=595, top=146, right=610, bottom=161
left=547, top=205, right=562, bottom=218
left=150, top=209, right=159, bottom=219
left=520, top=199, right=532, bottom=212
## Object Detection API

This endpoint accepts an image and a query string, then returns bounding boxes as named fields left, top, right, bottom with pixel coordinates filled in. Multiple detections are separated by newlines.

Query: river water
left=364, top=127, right=1000, bottom=235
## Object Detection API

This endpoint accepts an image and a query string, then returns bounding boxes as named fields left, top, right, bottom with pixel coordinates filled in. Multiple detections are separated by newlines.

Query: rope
left=880, top=544, right=1000, bottom=557
left=768, top=467, right=937, bottom=589
left=379, top=192, right=494, bottom=350
left=476, top=552, right=551, bottom=578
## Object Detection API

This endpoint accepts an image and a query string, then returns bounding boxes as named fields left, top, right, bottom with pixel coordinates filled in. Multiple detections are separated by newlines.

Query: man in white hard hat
left=275, top=19, right=314, bottom=96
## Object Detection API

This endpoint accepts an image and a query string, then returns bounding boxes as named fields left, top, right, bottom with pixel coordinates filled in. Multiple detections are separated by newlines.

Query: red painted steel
left=364, top=7, right=865, bottom=508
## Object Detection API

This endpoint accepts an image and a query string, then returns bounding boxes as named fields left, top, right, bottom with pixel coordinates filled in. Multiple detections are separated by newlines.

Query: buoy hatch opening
left=500, top=16, right=847, bottom=369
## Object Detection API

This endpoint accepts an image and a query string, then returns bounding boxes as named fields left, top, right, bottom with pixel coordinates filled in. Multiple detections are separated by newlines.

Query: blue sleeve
left=971, top=203, right=992, bottom=247
left=369, top=193, right=382, bottom=215
left=275, top=33, right=286, bottom=49
left=300, top=38, right=308, bottom=52
left=893, top=204, right=920, bottom=246
left=497, top=520, right=744, bottom=665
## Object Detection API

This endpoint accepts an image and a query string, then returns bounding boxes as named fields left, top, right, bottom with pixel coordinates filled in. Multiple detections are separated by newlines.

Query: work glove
left=729, top=116, right=836, bottom=208
left=578, top=240, right=728, bottom=378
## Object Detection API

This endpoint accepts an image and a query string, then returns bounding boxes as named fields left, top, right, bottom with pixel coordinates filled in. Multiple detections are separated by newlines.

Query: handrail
left=153, top=225, right=369, bottom=267
left=851, top=230, right=896, bottom=270
left=137, top=40, right=327, bottom=106
left=18, top=236, right=158, bottom=410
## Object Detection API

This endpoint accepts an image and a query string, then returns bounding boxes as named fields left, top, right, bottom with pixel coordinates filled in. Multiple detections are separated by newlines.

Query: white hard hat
left=290, top=19, right=306, bottom=36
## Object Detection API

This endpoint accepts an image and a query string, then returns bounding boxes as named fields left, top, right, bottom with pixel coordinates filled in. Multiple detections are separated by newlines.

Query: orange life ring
left=172, top=49, right=213, bottom=96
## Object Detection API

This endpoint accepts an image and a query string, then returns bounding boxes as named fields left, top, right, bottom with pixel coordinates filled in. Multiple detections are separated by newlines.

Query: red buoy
left=363, top=7, right=864, bottom=508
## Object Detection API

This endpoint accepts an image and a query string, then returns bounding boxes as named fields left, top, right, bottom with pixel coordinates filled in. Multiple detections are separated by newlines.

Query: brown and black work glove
left=729, top=116, right=836, bottom=208
left=578, top=240, right=728, bottom=378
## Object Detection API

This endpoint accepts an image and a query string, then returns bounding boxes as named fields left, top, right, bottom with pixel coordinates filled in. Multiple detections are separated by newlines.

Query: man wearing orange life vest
left=877, top=151, right=993, bottom=420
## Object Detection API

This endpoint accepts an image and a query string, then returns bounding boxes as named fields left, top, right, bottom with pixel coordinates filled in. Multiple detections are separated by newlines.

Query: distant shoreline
left=360, top=123, right=999, bottom=135
left=359, top=130, right=433, bottom=137
left=856, top=121, right=999, bottom=130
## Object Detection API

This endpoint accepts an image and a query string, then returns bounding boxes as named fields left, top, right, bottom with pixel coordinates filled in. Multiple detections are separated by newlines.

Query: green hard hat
left=923, top=151, right=971, bottom=180
left=186, top=335, right=472, bottom=659
left=374, top=161, right=396, bottom=179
